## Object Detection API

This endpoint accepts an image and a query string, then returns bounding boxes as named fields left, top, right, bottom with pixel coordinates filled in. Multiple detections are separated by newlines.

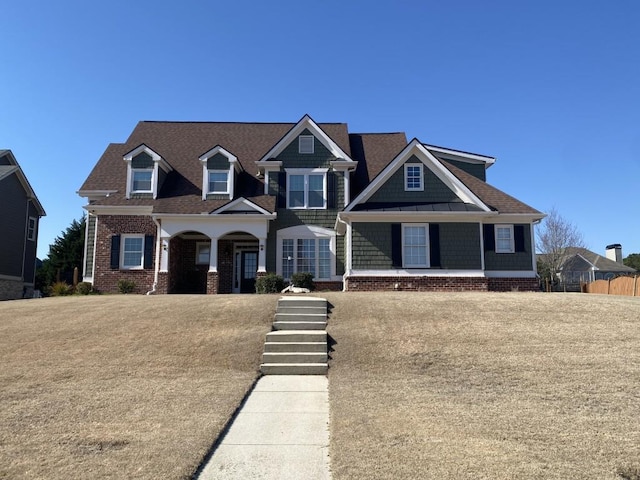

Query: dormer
left=198, top=146, right=242, bottom=200
left=123, top=145, right=172, bottom=199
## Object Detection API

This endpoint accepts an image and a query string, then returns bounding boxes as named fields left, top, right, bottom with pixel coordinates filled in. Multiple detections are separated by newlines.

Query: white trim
left=347, top=269, right=486, bottom=277
left=345, top=139, right=491, bottom=213
left=286, top=168, right=328, bottom=210
left=495, top=224, right=515, bottom=254
left=120, top=234, right=145, bottom=270
left=424, top=144, right=496, bottom=167
left=402, top=223, right=430, bottom=268
left=206, top=170, right=230, bottom=195
left=298, top=135, right=315, bottom=154
left=199, top=146, right=240, bottom=200
left=276, top=225, right=338, bottom=281
left=257, top=114, right=355, bottom=164
left=209, top=197, right=275, bottom=216
left=131, top=168, right=154, bottom=194
left=123, top=145, right=172, bottom=200
left=404, top=163, right=424, bottom=191
left=84, top=205, right=154, bottom=215
left=27, top=216, right=37, bottom=241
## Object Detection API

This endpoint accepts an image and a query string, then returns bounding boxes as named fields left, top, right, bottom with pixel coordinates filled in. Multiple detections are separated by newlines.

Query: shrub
left=50, top=281, right=73, bottom=296
left=76, top=282, right=93, bottom=295
left=255, top=273, right=285, bottom=294
left=291, top=272, right=314, bottom=291
left=117, top=279, right=136, bottom=294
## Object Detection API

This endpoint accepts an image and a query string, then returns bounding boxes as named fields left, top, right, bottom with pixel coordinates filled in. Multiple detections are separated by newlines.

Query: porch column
left=258, top=237, right=267, bottom=272
left=160, top=237, right=170, bottom=271
left=209, top=237, right=218, bottom=272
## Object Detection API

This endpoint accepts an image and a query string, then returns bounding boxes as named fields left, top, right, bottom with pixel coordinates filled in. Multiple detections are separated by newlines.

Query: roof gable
left=210, top=197, right=274, bottom=215
left=345, top=139, right=491, bottom=213
left=257, top=114, right=355, bottom=165
left=0, top=150, right=46, bottom=216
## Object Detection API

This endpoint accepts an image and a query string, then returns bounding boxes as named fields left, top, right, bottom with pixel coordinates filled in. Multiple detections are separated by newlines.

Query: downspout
left=146, top=216, right=162, bottom=295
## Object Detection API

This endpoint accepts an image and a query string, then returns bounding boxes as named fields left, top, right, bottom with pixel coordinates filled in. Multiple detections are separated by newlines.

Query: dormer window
left=298, top=135, right=314, bottom=154
left=123, top=145, right=172, bottom=199
left=208, top=171, right=229, bottom=194
left=199, top=146, right=241, bottom=200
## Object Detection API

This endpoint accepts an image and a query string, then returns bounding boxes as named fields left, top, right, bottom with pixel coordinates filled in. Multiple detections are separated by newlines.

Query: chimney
left=605, top=244, right=623, bottom=264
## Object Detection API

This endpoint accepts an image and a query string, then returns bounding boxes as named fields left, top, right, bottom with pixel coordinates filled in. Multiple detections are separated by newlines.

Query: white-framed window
left=298, top=135, right=314, bottom=154
left=277, top=225, right=335, bottom=281
left=402, top=223, right=429, bottom=268
left=196, top=242, right=211, bottom=265
left=404, top=164, right=423, bottom=191
left=131, top=169, right=153, bottom=193
left=495, top=224, right=515, bottom=253
left=287, top=169, right=327, bottom=209
left=27, top=216, right=37, bottom=241
left=208, top=170, right=229, bottom=194
left=121, top=234, right=145, bottom=269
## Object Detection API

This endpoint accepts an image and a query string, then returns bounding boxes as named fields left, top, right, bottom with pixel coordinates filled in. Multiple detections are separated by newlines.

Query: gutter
left=146, top=216, right=162, bottom=295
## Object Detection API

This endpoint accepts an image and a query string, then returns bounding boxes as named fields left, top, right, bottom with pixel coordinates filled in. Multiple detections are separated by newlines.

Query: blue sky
left=2, top=0, right=639, bottom=260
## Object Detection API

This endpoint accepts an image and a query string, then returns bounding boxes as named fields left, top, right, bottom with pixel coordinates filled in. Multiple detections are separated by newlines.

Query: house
left=544, top=244, right=636, bottom=288
left=78, top=115, right=544, bottom=294
left=0, top=150, right=46, bottom=300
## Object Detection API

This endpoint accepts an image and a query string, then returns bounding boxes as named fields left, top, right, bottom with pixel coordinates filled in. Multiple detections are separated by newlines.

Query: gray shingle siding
left=440, top=158, right=486, bottom=181
left=484, top=224, right=534, bottom=270
left=352, top=223, right=394, bottom=269
left=207, top=153, right=229, bottom=169
left=367, top=155, right=460, bottom=204
left=84, top=215, right=97, bottom=278
left=0, top=173, right=27, bottom=277
left=439, top=223, right=482, bottom=269
left=132, top=152, right=153, bottom=168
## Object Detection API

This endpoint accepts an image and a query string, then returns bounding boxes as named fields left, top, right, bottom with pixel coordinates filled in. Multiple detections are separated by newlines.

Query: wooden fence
left=582, top=276, right=640, bottom=297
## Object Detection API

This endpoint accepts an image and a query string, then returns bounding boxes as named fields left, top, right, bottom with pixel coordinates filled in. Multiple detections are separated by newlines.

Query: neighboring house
left=78, top=115, right=544, bottom=294
left=0, top=150, right=46, bottom=300
left=543, top=244, right=637, bottom=287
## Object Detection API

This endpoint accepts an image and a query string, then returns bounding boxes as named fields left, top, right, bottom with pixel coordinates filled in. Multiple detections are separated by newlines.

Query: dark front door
left=240, top=251, right=258, bottom=293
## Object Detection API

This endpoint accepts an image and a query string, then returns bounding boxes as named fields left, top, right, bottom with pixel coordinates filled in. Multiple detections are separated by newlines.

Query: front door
left=240, top=251, right=258, bottom=293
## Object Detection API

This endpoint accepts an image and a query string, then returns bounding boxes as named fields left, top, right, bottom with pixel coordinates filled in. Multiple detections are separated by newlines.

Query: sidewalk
left=196, top=375, right=331, bottom=480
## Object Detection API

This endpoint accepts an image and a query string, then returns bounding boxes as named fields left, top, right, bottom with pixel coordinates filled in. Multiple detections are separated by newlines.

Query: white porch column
left=258, top=237, right=267, bottom=272
left=209, top=237, right=218, bottom=272
left=160, top=237, right=170, bottom=272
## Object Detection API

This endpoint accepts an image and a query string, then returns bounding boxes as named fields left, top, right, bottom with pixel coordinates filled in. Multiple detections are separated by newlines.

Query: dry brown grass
left=324, top=292, right=640, bottom=480
left=0, top=294, right=275, bottom=480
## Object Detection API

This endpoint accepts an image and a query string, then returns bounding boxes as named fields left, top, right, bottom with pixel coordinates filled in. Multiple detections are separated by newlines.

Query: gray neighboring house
left=0, top=150, right=46, bottom=300
left=553, top=244, right=637, bottom=286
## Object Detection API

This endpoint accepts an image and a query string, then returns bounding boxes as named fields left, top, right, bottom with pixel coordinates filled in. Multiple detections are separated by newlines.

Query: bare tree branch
left=536, top=207, right=586, bottom=282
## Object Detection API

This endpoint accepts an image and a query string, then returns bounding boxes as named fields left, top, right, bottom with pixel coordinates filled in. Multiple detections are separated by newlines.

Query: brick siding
left=345, top=276, right=539, bottom=292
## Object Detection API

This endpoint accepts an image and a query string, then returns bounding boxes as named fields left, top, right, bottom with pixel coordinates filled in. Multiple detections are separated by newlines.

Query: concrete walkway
left=196, top=375, right=331, bottom=480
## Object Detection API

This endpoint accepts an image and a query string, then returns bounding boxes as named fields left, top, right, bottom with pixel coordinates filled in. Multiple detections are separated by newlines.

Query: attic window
left=208, top=171, right=229, bottom=194
left=299, top=135, right=314, bottom=154
left=404, top=164, right=423, bottom=191
left=132, top=169, right=153, bottom=193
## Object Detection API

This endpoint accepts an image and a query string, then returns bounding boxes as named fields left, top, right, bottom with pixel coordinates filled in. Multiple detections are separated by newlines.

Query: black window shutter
left=327, top=171, right=336, bottom=209
left=514, top=225, right=526, bottom=252
left=483, top=224, right=495, bottom=252
left=429, top=224, right=441, bottom=268
left=144, top=235, right=154, bottom=269
left=110, top=235, right=121, bottom=269
left=277, top=172, right=286, bottom=208
left=391, top=223, right=402, bottom=268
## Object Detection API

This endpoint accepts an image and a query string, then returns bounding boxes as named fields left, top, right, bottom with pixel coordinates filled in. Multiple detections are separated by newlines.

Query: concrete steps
left=260, top=297, right=329, bottom=376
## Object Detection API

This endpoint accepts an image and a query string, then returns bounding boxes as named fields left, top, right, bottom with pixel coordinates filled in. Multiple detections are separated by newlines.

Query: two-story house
left=0, top=150, right=46, bottom=300
left=78, top=115, right=544, bottom=294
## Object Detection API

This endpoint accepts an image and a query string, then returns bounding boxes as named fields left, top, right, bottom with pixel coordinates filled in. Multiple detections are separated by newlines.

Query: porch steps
left=260, top=297, right=329, bottom=375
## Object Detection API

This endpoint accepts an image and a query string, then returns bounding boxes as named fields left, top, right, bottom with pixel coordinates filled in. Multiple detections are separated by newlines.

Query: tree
left=36, top=216, right=86, bottom=291
left=623, top=253, right=640, bottom=272
left=536, top=207, right=586, bottom=287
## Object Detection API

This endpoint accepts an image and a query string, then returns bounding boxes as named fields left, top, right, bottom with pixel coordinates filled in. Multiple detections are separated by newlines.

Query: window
left=287, top=170, right=327, bottom=209
left=404, top=164, right=423, bottom=191
left=298, top=135, right=314, bottom=154
left=402, top=224, right=429, bottom=268
left=495, top=225, right=515, bottom=253
left=196, top=242, right=210, bottom=265
left=278, top=226, right=335, bottom=281
left=121, top=235, right=145, bottom=269
left=208, top=171, right=229, bottom=194
left=132, top=169, right=152, bottom=193
left=27, top=217, right=37, bottom=241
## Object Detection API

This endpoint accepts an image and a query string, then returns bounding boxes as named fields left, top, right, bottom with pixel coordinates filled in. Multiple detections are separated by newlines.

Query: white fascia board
left=330, top=160, right=358, bottom=171
left=344, top=139, right=491, bottom=213
left=575, top=253, right=598, bottom=269
left=210, top=197, right=274, bottom=215
left=199, top=145, right=242, bottom=173
left=339, top=211, right=494, bottom=224
left=347, top=269, right=486, bottom=277
left=483, top=213, right=546, bottom=223
left=83, top=205, right=153, bottom=215
left=77, top=189, right=119, bottom=199
left=424, top=144, right=496, bottom=167
left=124, top=144, right=173, bottom=172
left=257, top=114, right=355, bottom=164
